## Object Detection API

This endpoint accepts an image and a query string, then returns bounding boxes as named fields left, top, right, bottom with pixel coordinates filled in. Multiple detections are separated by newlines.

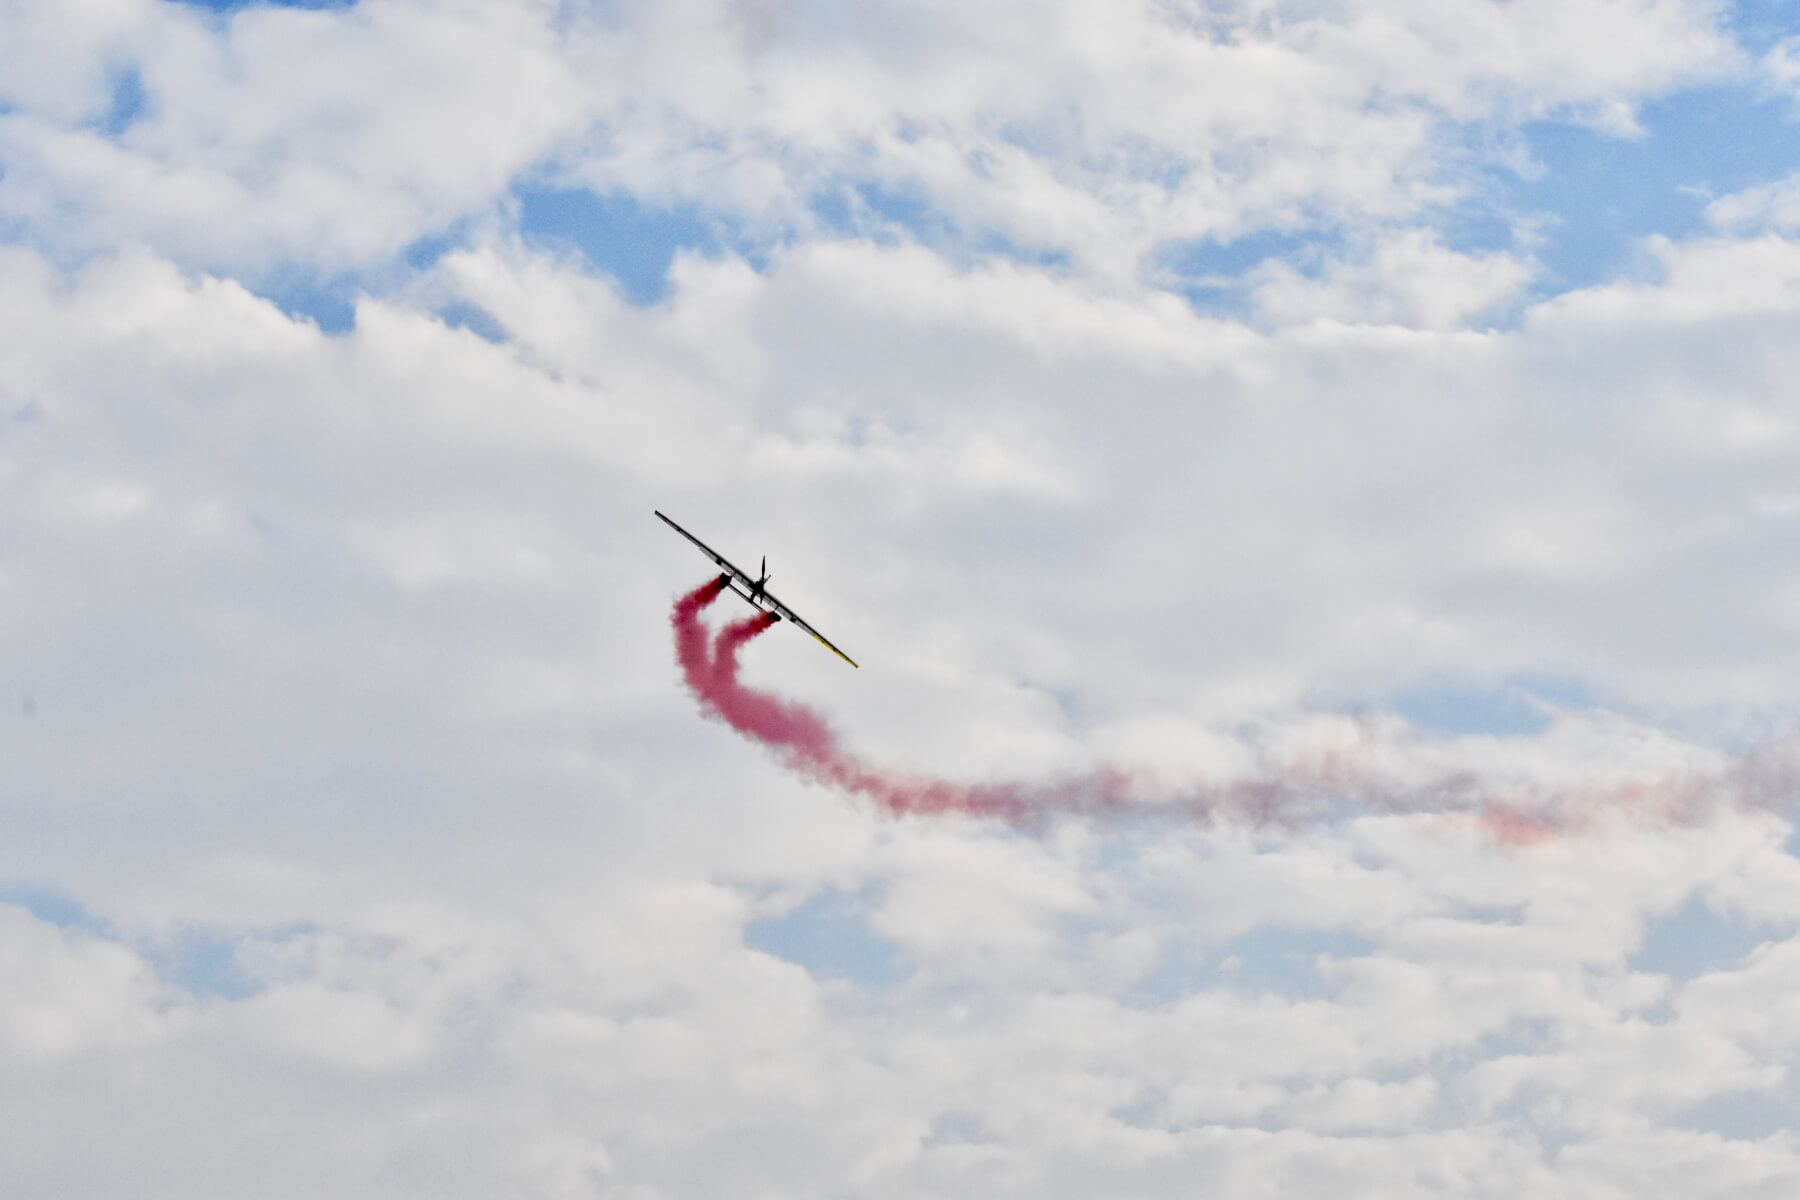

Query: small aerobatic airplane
left=656, top=510, right=859, bottom=667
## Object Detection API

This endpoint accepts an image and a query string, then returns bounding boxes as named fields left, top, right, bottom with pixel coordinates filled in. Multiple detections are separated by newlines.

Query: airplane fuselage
left=715, top=570, right=783, bottom=620
left=661, top=511, right=850, bottom=664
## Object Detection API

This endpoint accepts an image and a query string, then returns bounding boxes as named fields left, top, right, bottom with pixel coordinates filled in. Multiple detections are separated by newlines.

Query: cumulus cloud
left=3, top=0, right=1800, bottom=1196
left=0, top=0, right=1741, bottom=281
left=1706, top=173, right=1800, bottom=234
left=1247, top=229, right=1535, bottom=327
left=0, top=0, right=587, bottom=271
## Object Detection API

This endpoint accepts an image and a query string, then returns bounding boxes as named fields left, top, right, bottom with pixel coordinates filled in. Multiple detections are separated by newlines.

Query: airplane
left=655, top=510, right=859, bottom=668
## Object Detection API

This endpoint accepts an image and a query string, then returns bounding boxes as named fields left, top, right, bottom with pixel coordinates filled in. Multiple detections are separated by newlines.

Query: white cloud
left=1762, top=33, right=1800, bottom=98
left=1248, top=229, right=1534, bottom=328
left=1706, top=172, right=1800, bottom=234
left=0, top=0, right=1741, bottom=281
left=0, top=0, right=152, bottom=123
left=0, top=906, right=161, bottom=1064
left=4, top=1, right=1800, bottom=1195
left=0, top=0, right=586, bottom=272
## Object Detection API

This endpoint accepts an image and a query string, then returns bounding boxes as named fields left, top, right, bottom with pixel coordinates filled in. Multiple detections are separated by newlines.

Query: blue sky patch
left=810, top=177, right=1070, bottom=270
left=142, top=926, right=265, bottom=1001
left=1390, top=676, right=1595, bottom=737
left=1149, top=67, right=1800, bottom=313
left=518, top=185, right=723, bottom=307
left=1135, top=926, right=1375, bottom=1003
left=1156, top=228, right=1325, bottom=317
left=744, top=886, right=909, bottom=987
left=436, top=300, right=507, bottom=344
left=1391, top=684, right=1547, bottom=737
left=1484, top=87, right=1800, bottom=294
left=101, top=68, right=145, bottom=138
left=248, top=272, right=357, bottom=334
left=226, top=266, right=360, bottom=331
left=1159, top=228, right=1319, bottom=278
left=0, top=887, right=275, bottom=999
left=1727, top=0, right=1800, bottom=53
left=1632, top=895, right=1776, bottom=981
left=1087, top=828, right=1161, bottom=874
left=1461, top=1019, right=1558, bottom=1065
left=0, top=886, right=110, bottom=936
left=812, top=178, right=954, bottom=248
left=403, top=233, right=456, bottom=271
left=1678, top=1088, right=1798, bottom=1140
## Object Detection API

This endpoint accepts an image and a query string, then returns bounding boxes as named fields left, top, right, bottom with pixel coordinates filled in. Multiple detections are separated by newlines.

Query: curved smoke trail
left=672, top=578, right=1800, bottom=836
left=674, top=576, right=1033, bottom=816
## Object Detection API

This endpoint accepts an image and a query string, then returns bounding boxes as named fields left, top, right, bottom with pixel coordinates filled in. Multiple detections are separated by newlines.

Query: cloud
left=0, top=0, right=586, bottom=272
left=1247, top=229, right=1535, bottom=328
left=5, top=1, right=1800, bottom=1195
left=1706, top=172, right=1800, bottom=234
left=7, top=222, right=1800, bottom=1189
left=0, top=0, right=1742, bottom=284
left=0, top=905, right=161, bottom=1064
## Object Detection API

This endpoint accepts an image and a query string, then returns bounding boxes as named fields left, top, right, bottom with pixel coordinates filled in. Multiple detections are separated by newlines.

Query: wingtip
left=809, top=630, right=859, bottom=668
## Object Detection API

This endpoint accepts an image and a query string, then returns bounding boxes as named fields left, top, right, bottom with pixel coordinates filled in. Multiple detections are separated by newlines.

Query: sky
left=6, top=0, right=1800, bottom=1195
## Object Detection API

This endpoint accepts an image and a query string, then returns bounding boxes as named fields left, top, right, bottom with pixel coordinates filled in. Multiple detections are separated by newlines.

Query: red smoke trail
left=672, top=574, right=730, bottom=691
left=671, top=579, right=1799, bottom=833
left=673, top=577, right=1335, bottom=822
left=673, top=578, right=1059, bottom=817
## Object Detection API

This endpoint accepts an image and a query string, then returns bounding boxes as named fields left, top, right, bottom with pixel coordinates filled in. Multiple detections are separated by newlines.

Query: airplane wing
left=655, top=510, right=756, bottom=590
left=759, top=589, right=860, bottom=668
left=655, top=510, right=859, bottom=668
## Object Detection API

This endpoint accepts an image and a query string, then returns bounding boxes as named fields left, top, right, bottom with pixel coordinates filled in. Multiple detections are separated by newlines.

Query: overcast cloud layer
left=7, top=1, right=1800, bottom=1196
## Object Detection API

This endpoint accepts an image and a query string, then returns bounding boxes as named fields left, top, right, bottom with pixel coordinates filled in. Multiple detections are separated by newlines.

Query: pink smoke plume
left=673, top=576, right=1051, bottom=816
left=671, top=579, right=1800, bottom=835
